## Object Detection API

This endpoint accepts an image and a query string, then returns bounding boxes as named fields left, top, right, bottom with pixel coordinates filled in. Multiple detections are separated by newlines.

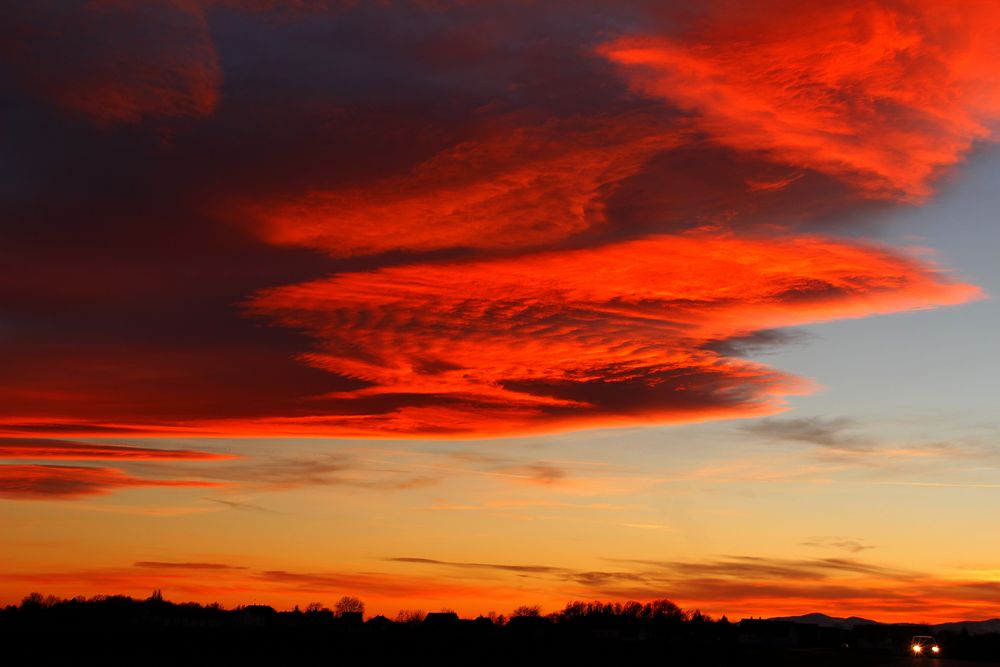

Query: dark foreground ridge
left=4, top=593, right=999, bottom=666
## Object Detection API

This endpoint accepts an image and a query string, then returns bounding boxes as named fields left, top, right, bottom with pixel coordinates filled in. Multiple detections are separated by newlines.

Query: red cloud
left=600, top=0, right=1000, bottom=200
left=1, top=0, right=220, bottom=125
left=0, top=464, right=222, bottom=499
left=0, top=336, right=353, bottom=437
left=244, top=235, right=978, bottom=437
left=244, top=114, right=679, bottom=256
left=0, top=438, right=235, bottom=461
left=0, top=1, right=990, bottom=442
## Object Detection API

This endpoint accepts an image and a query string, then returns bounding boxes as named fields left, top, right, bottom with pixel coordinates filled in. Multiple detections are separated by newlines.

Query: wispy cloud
left=386, top=551, right=1000, bottom=621
left=743, top=417, right=969, bottom=465
left=801, top=536, right=875, bottom=554
left=0, top=437, right=236, bottom=461
left=386, top=556, right=645, bottom=587
left=204, top=497, right=273, bottom=513
left=131, top=454, right=440, bottom=493
left=606, top=555, right=909, bottom=582
left=134, top=561, right=247, bottom=571
left=744, top=417, right=871, bottom=452
left=0, top=464, right=221, bottom=500
left=4, top=552, right=999, bottom=622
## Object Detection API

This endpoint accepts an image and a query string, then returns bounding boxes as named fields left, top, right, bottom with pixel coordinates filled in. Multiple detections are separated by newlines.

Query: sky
left=1, top=0, right=999, bottom=624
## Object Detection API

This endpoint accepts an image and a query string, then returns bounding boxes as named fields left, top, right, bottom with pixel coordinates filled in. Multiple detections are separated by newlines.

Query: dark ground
left=4, top=598, right=998, bottom=666
left=2, top=627, right=997, bottom=667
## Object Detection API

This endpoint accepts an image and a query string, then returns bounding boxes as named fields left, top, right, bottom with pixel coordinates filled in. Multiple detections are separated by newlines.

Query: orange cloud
left=0, top=564, right=537, bottom=617
left=244, top=234, right=978, bottom=437
left=0, top=437, right=235, bottom=461
left=134, top=561, right=247, bottom=570
left=4, top=554, right=998, bottom=623
left=381, top=554, right=1000, bottom=623
left=600, top=0, right=1000, bottom=200
left=244, top=114, right=679, bottom=256
left=1, top=0, right=220, bottom=125
left=0, top=464, right=222, bottom=499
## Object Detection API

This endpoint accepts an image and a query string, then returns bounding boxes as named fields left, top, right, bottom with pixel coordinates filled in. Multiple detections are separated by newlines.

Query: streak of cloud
left=133, top=455, right=440, bottom=492
left=204, top=497, right=273, bottom=512
left=3, top=552, right=999, bottom=622
left=744, top=417, right=872, bottom=452
left=801, top=536, right=875, bottom=554
left=0, top=464, right=222, bottom=500
left=0, top=437, right=235, bottom=461
left=134, top=561, right=247, bottom=571
left=388, top=552, right=1000, bottom=621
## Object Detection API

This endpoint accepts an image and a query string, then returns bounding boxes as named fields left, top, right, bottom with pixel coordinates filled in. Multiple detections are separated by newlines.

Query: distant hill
left=933, top=619, right=1000, bottom=636
left=768, top=613, right=1000, bottom=636
left=767, top=613, right=880, bottom=629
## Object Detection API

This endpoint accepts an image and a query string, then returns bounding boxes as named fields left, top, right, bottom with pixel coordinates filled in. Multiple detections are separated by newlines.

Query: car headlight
left=912, top=645, right=922, bottom=653
left=932, top=646, right=940, bottom=653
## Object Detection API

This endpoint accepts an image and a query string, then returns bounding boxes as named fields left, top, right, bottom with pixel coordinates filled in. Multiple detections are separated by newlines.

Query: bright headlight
left=912, top=645, right=923, bottom=653
left=932, top=646, right=940, bottom=653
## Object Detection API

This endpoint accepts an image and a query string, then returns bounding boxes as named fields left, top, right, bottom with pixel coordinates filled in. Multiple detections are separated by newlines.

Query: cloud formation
left=601, top=0, right=1000, bottom=200
left=744, top=417, right=872, bottom=452
left=134, top=561, right=247, bottom=571
left=139, top=454, right=440, bottom=492
left=0, top=437, right=237, bottom=501
left=1, top=0, right=221, bottom=125
left=2, top=550, right=998, bottom=622
left=0, top=464, right=221, bottom=499
left=0, top=0, right=992, bottom=440
left=389, top=552, right=1000, bottom=621
left=801, top=536, right=876, bottom=554
left=0, top=438, right=235, bottom=461
left=245, top=114, right=680, bottom=257
left=247, top=235, right=976, bottom=435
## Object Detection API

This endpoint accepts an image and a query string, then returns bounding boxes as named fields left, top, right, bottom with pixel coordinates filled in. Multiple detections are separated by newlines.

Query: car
left=910, top=635, right=941, bottom=657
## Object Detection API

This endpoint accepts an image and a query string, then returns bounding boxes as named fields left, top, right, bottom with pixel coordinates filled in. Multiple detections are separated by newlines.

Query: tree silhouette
left=334, top=596, right=365, bottom=617
left=394, top=609, right=425, bottom=624
left=485, top=610, right=506, bottom=626
left=558, top=598, right=688, bottom=624
left=511, top=604, right=542, bottom=617
left=20, top=592, right=59, bottom=609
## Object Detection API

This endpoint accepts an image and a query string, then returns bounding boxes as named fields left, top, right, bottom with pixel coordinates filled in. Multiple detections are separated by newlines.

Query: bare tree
left=334, top=595, right=365, bottom=616
left=21, top=592, right=60, bottom=609
left=305, top=602, right=328, bottom=613
left=394, top=609, right=425, bottom=624
left=511, top=604, right=542, bottom=617
left=20, top=592, right=47, bottom=609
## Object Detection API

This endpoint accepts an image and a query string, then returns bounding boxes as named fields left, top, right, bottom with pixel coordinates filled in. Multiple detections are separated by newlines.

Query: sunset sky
left=2, top=0, right=1000, bottom=624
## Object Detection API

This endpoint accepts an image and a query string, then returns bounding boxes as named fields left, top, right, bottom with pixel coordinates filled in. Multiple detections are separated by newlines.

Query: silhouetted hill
left=934, top=618, right=1000, bottom=635
left=768, top=613, right=880, bottom=629
left=770, top=612, right=1000, bottom=636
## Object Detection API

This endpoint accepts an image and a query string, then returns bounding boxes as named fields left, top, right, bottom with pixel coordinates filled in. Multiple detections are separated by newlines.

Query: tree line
left=8, top=590, right=720, bottom=627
